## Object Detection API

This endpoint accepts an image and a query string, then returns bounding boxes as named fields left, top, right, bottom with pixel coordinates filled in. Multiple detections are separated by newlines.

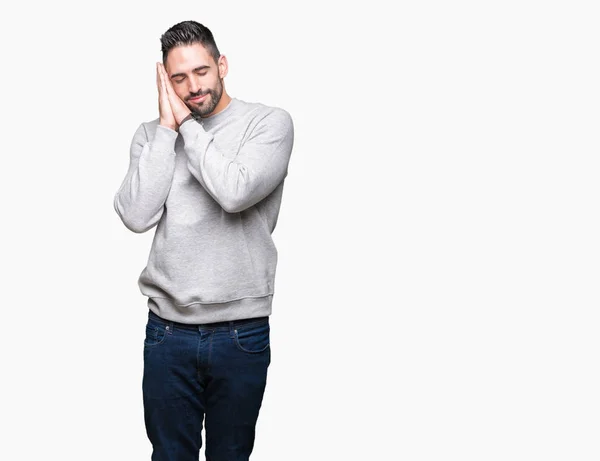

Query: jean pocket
left=143, top=320, right=168, bottom=347
left=233, top=319, right=270, bottom=354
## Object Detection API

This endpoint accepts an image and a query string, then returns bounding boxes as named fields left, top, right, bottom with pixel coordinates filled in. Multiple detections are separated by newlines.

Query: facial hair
left=186, top=77, right=224, bottom=118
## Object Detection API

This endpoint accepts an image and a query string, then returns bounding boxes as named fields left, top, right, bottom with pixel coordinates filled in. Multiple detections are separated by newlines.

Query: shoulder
left=236, top=98, right=293, bottom=129
left=137, top=117, right=161, bottom=140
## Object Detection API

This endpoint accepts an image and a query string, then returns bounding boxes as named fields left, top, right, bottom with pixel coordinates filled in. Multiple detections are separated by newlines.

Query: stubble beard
left=186, top=78, right=224, bottom=118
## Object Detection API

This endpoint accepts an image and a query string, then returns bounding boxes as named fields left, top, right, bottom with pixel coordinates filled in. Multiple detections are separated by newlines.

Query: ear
left=218, top=55, right=229, bottom=79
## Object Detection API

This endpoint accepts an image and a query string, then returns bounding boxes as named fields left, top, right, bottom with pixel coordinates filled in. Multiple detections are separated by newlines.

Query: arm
left=178, top=108, right=294, bottom=213
left=113, top=123, right=178, bottom=233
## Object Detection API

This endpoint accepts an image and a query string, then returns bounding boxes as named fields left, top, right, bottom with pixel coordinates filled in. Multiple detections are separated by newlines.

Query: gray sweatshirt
left=114, top=97, right=294, bottom=324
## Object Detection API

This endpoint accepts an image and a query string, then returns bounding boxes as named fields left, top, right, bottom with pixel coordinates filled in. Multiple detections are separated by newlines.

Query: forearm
left=178, top=112, right=293, bottom=213
left=114, top=124, right=178, bottom=232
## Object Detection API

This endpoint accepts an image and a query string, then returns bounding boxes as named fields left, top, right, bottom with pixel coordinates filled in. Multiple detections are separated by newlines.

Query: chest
left=166, top=122, right=251, bottom=216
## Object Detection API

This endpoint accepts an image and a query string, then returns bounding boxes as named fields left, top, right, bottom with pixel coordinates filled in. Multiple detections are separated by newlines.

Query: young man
left=113, top=20, right=294, bottom=460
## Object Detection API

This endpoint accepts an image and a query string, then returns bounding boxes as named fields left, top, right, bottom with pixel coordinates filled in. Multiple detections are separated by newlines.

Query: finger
left=158, top=62, right=164, bottom=83
left=156, top=63, right=159, bottom=89
left=164, top=75, right=174, bottom=97
left=159, top=65, right=169, bottom=98
left=163, top=73, right=177, bottom=104
left=161, top=64, right=171, bottom=91
left=159, top=63, right=169, bottom=85
left=157, top=64, right=166, bottom=99
left=163, top=80, right=171, bottom=105
left=158, top=64, right=171, bottom=96
left=158, top=71, right=171, bottom=120
left=161, top=66, right=173, bottom=94
left=157, top=64, right=163, bottom=112
left=164, top=78, right=183, bottom=110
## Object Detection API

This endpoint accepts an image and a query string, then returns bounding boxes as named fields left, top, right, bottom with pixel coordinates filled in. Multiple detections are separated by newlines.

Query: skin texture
left=157, top=43, right=232, bottom=131
left=156, top=62, right=177, bottom=130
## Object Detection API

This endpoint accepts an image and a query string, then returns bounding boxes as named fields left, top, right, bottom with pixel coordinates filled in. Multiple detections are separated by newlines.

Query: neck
left=203, top=93, right=232, bottom=118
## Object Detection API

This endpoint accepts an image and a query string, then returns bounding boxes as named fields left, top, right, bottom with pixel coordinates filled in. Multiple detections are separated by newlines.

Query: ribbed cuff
left=179, top=117, right=208, bottom=139
left=180, top=113, right=196, bottom=126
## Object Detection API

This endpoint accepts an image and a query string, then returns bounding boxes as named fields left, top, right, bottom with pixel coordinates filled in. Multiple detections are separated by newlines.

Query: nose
left=188, top=77, right=201, bottom=95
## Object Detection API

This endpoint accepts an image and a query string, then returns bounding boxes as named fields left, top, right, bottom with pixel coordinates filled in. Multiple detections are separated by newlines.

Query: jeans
left=142, top=309, right=271, bottom=461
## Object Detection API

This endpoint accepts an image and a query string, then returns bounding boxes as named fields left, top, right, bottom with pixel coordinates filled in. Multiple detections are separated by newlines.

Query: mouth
left=189, top=93, right=209, bottom=103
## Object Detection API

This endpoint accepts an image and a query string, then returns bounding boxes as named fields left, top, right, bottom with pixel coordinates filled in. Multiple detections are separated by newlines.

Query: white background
left=1, top=1, right=599, bottom=460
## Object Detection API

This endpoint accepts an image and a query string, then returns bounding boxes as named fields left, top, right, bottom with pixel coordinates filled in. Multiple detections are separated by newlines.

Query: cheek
left=206, top=75, right=219, bottom=90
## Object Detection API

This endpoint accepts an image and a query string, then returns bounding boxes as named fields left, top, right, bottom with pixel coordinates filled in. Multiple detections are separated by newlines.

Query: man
left=113, top=20, right=294, bottom=461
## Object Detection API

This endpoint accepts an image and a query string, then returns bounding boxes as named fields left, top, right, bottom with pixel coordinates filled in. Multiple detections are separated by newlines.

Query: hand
left=158, top=63, right=192, bottom=126
left=157, top=62, right=177, bottom=131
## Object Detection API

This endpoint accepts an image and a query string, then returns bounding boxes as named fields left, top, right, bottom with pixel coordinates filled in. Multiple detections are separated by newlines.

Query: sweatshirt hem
left=146, top=293, right=273, bottom=324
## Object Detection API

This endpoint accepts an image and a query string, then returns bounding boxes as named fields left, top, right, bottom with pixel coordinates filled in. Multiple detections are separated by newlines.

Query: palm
left=156, top=63, right=177, bottom=130
left=159, top=63, right=191, bottom=125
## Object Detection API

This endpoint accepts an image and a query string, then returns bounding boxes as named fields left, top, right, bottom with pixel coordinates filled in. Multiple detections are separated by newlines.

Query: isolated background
left=1, top=1, right=599, bottom=459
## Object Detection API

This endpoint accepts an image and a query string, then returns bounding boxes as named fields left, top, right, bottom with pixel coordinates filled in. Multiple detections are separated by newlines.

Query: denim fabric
left=142, top=309, right=271, bottom=460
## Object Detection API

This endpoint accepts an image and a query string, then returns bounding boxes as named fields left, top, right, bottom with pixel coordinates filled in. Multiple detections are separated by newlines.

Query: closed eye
left=174, top=72, right=207, bottom=84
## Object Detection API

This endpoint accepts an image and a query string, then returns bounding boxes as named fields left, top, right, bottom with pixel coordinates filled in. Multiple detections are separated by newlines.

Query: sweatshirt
left=113, top=97, right=294, bottom=324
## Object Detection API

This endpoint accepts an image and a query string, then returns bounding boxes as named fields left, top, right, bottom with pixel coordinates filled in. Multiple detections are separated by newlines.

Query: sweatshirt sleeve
left=178, top=108, right=294, bottom=213
left=113, top=123, right=178, bottom=233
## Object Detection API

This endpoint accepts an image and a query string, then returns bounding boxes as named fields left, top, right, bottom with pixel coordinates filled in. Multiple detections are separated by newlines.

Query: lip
left=189, top=94, right=208, bottom=102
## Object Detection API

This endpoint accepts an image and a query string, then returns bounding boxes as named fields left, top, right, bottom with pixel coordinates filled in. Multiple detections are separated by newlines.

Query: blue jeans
left=142, top=309, right=271, bottom=461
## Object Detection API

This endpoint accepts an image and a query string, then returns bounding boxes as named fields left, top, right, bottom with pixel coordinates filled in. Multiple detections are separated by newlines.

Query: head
left=160, top=21, right=230, bottom=117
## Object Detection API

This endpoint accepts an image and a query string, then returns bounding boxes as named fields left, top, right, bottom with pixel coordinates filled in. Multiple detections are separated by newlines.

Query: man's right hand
left=157, top=62, right=178, bottom=131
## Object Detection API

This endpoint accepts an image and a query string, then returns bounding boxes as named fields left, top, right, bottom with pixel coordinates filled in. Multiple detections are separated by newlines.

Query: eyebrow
left=170, top=65, right=211, bottom=79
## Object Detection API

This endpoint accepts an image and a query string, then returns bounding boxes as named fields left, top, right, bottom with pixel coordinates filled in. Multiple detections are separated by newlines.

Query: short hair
left=160, top=21, right=221, bottom=65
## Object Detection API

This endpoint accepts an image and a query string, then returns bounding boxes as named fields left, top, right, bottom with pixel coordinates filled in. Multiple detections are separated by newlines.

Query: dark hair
left=160, top=21, right=221, bottom=65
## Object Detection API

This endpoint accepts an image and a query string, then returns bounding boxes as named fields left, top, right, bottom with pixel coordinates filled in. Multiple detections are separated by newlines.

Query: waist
left=148, top=308, right=269, bottom=331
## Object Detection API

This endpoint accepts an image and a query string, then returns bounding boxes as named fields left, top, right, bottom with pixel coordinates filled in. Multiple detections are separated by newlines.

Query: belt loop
left=166, top=320, right=175, bottom=335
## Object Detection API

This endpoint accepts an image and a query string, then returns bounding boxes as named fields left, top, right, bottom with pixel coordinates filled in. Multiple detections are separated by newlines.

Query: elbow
left=219, top=197, right=250, bottom=214
left=115, top=210, right=156, bottom=234
left=218, top=189, right=262, bottom=213
left=216, top=184, right=256, bottom=214
left=218, top=174, right=288, bottom=214
left=218, top=186, right=264, bottom=213
left=113, top=196, right=160, bottom=233
left=122, top=217, right=156, bottom=233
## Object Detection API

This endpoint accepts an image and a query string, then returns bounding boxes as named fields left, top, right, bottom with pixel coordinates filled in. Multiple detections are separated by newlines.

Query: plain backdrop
left=1, top=1, right=599, bottom=460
